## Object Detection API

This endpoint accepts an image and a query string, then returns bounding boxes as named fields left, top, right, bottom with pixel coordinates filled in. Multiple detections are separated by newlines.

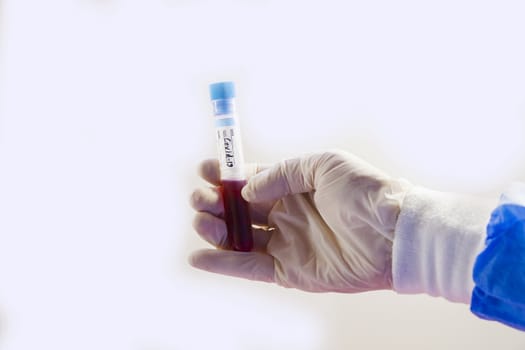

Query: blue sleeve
left=471, top=185, right=525, bottom=331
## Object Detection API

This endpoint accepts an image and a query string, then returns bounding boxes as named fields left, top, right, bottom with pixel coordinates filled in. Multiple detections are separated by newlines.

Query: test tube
left=209, top=81, right=254, bottom=252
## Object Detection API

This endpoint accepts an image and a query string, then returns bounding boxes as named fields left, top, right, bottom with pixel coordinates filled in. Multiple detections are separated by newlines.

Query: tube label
left=216, top=117, right=245, bottom=180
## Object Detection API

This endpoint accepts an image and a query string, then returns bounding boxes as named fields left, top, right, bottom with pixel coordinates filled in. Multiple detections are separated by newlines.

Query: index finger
left=198, top=159, right=221, bottom=186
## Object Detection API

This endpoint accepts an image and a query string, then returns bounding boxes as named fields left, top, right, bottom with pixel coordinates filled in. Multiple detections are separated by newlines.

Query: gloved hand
left=189, top=150, right=411, bottom=293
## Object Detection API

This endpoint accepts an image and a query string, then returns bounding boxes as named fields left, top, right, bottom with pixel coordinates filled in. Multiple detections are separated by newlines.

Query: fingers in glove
left=241, top=150, right=381, bottom=203
left=198, top=159, right=271, bottom=186
left=192, top=212, right=229, bottom=248
left=192, top=212, right=272, bottom=251
left=245, top=163, right=272, bottom=179
left=190, top=186, right=224, bottom=217
left=189, top=249, right=275, bottom=283
left=196, top=159, right=274, bottom=225
left=199, top=159, right=221, bottom=186
left=242, top=156, right=316, bottom=203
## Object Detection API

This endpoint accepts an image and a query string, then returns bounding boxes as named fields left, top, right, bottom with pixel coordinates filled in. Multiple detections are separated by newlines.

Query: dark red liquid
left=221, top=180, right=254, bottom=252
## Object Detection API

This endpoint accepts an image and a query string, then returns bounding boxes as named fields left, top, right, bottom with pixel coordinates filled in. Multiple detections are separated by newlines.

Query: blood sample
left=209, top=81, right=254, bottom=252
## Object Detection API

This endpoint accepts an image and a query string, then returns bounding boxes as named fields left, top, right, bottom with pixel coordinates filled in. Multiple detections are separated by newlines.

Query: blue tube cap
left=209, top=81, right=236, bottom=100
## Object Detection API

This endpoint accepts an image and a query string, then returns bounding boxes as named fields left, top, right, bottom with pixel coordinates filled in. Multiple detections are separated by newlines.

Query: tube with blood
left=209, top=81, right=254, bottom=252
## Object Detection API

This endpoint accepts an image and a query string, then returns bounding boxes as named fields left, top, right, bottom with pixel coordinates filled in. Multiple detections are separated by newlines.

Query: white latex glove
left=190, top=150, right=410, bottom=293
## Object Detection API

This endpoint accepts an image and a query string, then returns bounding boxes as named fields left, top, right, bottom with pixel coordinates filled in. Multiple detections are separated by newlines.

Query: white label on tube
left=216, top=122, right=245, bottom=181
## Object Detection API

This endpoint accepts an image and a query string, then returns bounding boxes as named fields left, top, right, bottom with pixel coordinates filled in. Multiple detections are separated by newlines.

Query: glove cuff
left=392, top=186, right=495, bottom=303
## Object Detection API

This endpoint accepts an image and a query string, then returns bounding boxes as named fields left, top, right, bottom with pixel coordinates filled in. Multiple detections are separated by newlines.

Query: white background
left=1, top=0, right=525, bottom=349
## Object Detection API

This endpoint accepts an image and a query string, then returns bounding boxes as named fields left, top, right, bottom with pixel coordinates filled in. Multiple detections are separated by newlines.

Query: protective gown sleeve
left=392, top=186, right=496, bottom=303
left=470, top=182, right=525, bottom=331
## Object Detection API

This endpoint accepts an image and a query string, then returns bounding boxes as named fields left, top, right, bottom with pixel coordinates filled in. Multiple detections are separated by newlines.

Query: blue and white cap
left=210, top=81, right=236, bottom=115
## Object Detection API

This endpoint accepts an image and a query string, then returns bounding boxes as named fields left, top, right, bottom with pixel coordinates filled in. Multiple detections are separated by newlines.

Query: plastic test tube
left=209, top=81, right=254, bottom=252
